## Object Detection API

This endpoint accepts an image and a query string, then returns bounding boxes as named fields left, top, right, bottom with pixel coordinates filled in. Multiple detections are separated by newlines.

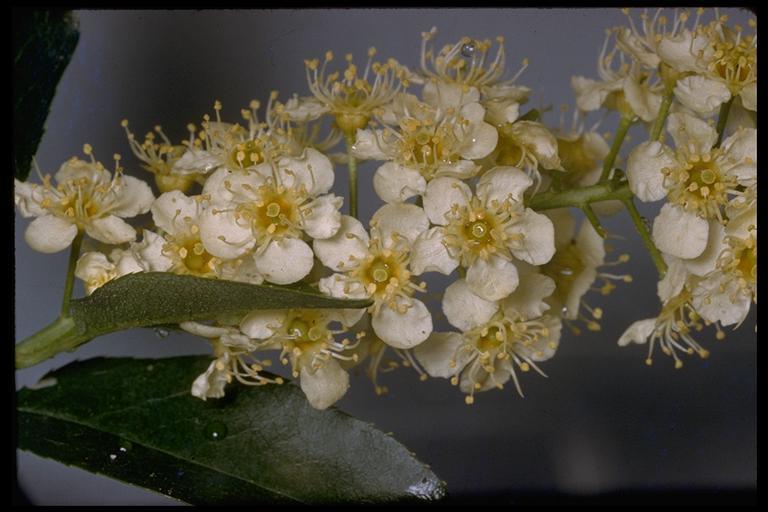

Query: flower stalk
left=714, top=97, right=734, bottom=148
left=599, top=116, right=633, bottom=182
left=61, top=230, right=84, bottom=317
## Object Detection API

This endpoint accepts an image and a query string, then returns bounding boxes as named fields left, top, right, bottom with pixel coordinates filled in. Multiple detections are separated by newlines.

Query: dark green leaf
left=71, top=272, right=371, bottom=336
left=13, top=9, right=80, bottom=181
left=18, top=356, right=447, bottom=504
left=16, top=272, right=372, bottom=368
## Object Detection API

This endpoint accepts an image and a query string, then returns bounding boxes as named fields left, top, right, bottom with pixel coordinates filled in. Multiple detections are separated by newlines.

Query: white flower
left=314, top=210, right=433, bottom=350
left=690, top=205, right=756, bottom=327
left=305, top=48, right=407, bottom=135
left=415, top=276, right=561, bottom=404
left=354, top=98, right=497, bottom=202
left=239, top=309, right=359, bottom=410
left=625, top=112, right=756, bottom=259
left=540, top=209, right=625, bottom=330
left=15, top=151, right=154, bottom=253
left=617, top=260, right=718, bottom=368
left=181, top=321, right=282, bottom=401
left=122, top=120, right=207, bottom=193
left=199, top=151, right=341, bottom=284
left=418, top=168, right=555, bottom=301
left=74, top=249, right=144, bottom=295
left=495, top=120, right=563, bottom=176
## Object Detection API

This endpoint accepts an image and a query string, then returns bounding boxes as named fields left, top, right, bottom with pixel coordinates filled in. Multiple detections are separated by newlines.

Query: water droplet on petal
left=461, top=41, right=476, bottom=58
left=560, top=267, right=574, bottom=276
left=154, top=327, right=170, bottom=338
left=204, top=421, right=228, bottom=441
left=561, top=306, right=569, bottom=316
left=109, top=454, right=117, bottom=461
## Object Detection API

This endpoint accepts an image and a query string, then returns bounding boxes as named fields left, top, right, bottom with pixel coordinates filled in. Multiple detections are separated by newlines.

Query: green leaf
left=17, top=356, right=447, bottom=504
left=16, top=272, right=372, bottom=368
left=13, top=9, right=80, bottom=181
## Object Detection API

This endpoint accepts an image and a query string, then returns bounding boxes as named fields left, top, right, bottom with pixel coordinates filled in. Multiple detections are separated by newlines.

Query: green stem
left=599, top=116, right=633, bottom=182
left=714, top=97, right=734, bottom=148
left=621, top=197, right=667, bottom=277
left=61, top=230, right=83, bottom=317
left=345, top=134, right=359, bottom=219
left=650, top=87, right=674, bottom=141
left=527, top=179, right=632, bottom=211
left=15, top=316, right=84, bottom=369
left=582, top=204, right=606, bottom=238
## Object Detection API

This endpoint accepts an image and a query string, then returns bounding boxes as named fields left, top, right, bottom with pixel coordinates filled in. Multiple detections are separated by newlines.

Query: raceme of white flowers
left=16, top=9, right=756, bottom=409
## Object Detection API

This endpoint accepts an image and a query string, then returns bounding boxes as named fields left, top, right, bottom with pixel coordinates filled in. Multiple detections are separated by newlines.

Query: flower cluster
left=15, top=9, right=755, bottom=409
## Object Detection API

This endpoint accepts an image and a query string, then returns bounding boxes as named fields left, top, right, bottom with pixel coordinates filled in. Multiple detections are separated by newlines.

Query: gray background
left=15, top=9, right=756, bottom=505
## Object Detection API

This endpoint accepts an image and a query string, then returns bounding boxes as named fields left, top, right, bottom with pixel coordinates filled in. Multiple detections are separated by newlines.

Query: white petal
left=458, top=121, right=498, bottom=160
left=198, top=208, right=255, bottom=259
left=172, top=148, right=220, bottom=175
left=370, top=203, right=429, bottom=246
left=656, top=258, right=689, bottom=303
left=624, top=76, right=662, bottom=122
left=109, top=175, right=155, bottom=218
left=282, top=95, right=328, bottom=122
left=55, top=158, right=110, bottom=185
left=617, top=318, right=657, bottom=347
left=501, top=272, right=556, bottom=319
left=423, top=80, right=479, bottom=108
left=684, top=221, right=726, bottom=276
left=85, top=215, right=136, bottom=245
left=150, top=190, right=201, bottom=236
left=508, top=121, right=561, bottom=170
left=571, top=75, right=621, bottom=111
left=423, top=177, right=470, bottom=226
left=277, top=148, right=334, bottom=196
left=435, top=160, right=479, bottom=179
left=372, top=162, right=426, bottom=204
left=300, top=359, right=349, bottom=410
left=372, top=297, right=432, bottom=349
left=75, top=251, right=115, bottom=293
left=191, top=356, right=229, bottom=400
left=317, top=274, right=368, bottom=327
left=576, top=220, right=606, bottom=268
left=691, top=276, right=751, bottom=327
left=476, top=166, right=532, bottom=206
left=674, top=75, right=731, bottom=116
left=180, top=321, right=232, bottom=339
left=352, top=129, right=389, bottom=160
left=740, top=82, right=756, bottom=111
left=25, top=215, right=78, bottom=253
left=313, top=215, right=369, bottom=272
left=615, top=27, right=660, bottom=68
left=652, top=204, right=709, bottom=259
left=239, top=310, right=286, bottom=339
left=203, top=167, right=264, bottom=206
left=466, top=256, right=519, bottom=302
left=302, top=194, right=343, bottom=240
left=721, top=128, right=756, bottom=172
left=626, top=141, right=675, bottom=202
left=657, top=31, right=705, bottom=72
left=253, top=238, right=313, bottom=285
left=410, top=227, right=458, bottom=276
left=113, top=250, right=145, bottom=276
left=413, top=332, right=467, bottom=378
left=130, top=230, right=171, bottom=271
left=545, top=208, right=576, bottom=250
left=442, top=278, right=498, bottom=332
left=507, top=209, right=556, bottom=265
left=14, top=180, right=46, bottom=217
left=667, top=111, right=717, bottom=154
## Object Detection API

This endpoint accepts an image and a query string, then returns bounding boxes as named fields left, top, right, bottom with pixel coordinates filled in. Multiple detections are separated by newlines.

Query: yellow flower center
left=235, top=182, right=305, bottom=243
left=708, top=33, right=756, bottom=93
left=444, top=197, right=522, bottom=267
left=229, top=139, right=263, bottom=169
left=664, top=151, right=733, bottom=220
